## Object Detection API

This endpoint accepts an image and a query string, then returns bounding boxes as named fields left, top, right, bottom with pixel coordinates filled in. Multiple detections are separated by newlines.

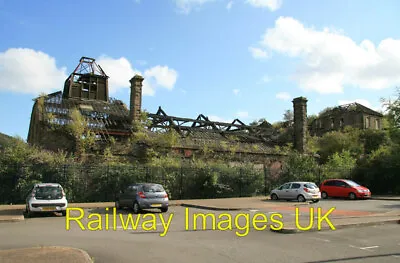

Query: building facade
left=309, top=103, right=384, bottom=137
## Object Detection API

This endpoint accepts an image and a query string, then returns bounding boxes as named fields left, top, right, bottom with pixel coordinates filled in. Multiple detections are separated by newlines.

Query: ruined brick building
left=27, top=57, right=309, bottom=168
left=308, top=102, right=384, bottom=137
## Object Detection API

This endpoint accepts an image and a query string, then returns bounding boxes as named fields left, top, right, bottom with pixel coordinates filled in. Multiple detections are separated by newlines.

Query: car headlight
left=357, top=189, right=363, bottom=193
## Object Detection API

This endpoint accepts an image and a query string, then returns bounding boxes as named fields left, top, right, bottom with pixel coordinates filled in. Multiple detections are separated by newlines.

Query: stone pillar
left=292, top=97, right=308, bottom=153
left=129, top=75, right=144, bottom=123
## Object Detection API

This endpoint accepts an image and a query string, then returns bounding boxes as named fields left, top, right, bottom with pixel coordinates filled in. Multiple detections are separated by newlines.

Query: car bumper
left=356, top=192, right=371, bottom=198
left=304, top=192, right=321, bottom=200
left=28, top=203, right=68, bottom=212
left=138, top=198, right=168, bottom=209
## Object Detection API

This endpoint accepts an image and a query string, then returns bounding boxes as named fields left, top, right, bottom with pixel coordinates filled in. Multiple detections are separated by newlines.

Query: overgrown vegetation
left=1, top=89, right=400, bottom=204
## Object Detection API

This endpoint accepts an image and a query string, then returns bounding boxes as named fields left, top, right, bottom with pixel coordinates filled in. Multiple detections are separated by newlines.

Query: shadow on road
left=304, top=253, right=400, bottom=263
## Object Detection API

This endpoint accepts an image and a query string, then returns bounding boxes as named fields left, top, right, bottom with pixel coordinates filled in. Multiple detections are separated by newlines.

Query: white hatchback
left=25, top=183, right=68, bottom=217
left=270, top=181, right=321, bottom=203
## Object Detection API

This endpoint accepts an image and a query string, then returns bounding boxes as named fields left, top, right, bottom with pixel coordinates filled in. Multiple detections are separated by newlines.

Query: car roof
left=323, top=179, right=346, bottom=182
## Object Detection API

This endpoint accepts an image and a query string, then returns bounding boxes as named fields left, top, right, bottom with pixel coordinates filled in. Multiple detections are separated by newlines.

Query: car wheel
left=297, top=195, right=306, bottom=202
left=321, top=192, right=328, bottom=199
left=160, top=207, right=168, bottom=213
left=132, top=202, right=141, bottom=214
left=349, top=192, right=357, bottom=200
left=61, top=211, right=66, bottom=217
left=271, top=194, right=278, bottom=200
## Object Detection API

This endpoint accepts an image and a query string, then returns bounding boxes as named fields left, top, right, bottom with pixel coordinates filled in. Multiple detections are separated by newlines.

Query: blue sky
left=1, top=0, right=400, bottom=140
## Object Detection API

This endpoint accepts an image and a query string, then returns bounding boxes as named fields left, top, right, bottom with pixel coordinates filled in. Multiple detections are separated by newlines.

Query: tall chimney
left=129, top=75, right=144, bottom=123
left=292, top=96, right=308, bottom=153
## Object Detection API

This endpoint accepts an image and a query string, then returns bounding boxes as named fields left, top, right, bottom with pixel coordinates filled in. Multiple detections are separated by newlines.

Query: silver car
left=25, top=183, right=68, bottom=217
left=270, top=181, right=321, bottom=203
left=115, top=183, right=169, bottom=214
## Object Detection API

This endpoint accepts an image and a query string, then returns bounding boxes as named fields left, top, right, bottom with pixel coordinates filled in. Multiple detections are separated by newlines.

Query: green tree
left=317, top=127, right=363, bottom=163
left=321, top=150, right=357, bottom=180
left=280, top=151, right=319, bottom=183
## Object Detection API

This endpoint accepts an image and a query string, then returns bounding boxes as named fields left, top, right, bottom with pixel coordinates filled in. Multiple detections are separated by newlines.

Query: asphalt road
left=0, top=206, right=399, bottom=263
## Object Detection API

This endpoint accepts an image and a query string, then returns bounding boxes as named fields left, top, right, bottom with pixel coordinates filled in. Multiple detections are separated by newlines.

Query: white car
left=270, top=181, right=321, bottom=203
left=25, top=183, right=68, bottom=217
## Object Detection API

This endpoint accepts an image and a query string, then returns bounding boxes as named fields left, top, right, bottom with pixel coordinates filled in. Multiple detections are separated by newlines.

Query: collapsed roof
left=28, top=57, right=284, bottom=152
left=318, top=102, right=383, bottom=118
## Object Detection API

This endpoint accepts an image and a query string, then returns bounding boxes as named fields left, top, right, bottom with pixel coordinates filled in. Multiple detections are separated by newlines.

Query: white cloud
left=276, top=91, right=291, bottom=101
left=249, top=46, right=268, bottom=59
left=97, top=56, right=178, bottom=96
left=144, top=65, right=178, bottom=90
left=173, top=0, right=216, bottom=14
left=233, top=88, right=240, bottom=95
left=96, top=56, right=141, bottom=94
left=246, top=0, right=282, bottom=11
left=237, top=111, right=249, bottom=118
left=0, top=48, right=68, bottom=95
left=255, top=16, right=400, bottom=94
left=226, top=1, right=233, bottom=10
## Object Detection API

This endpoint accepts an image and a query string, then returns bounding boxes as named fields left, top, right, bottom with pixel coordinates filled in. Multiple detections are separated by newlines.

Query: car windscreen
left=344, top=180, right=360, bottom=187
left=142, top=184, right=165, bottom=193
left=304, top=183, right=318, bottom=189
left=34, top=186, right=63, bottom=200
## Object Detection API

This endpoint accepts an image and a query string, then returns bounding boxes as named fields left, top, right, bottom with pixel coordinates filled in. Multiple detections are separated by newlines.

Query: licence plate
left=151, top=204, right=162, bottom=207
left=42, top=207, right=56, bottom=211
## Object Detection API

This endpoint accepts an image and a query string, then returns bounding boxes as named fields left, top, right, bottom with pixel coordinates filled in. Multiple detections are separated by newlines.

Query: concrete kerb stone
left=0, top=216, right=25, bottom=223
left=0, top=246, right=93, bottom=263
left=270, top=218, right=400, bottom=234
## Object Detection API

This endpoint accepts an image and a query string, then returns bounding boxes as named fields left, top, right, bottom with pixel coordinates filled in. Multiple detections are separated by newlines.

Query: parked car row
left=270, top=179, right=371, bottom=202
left=24, top=178, right=370, bottom=217
left=24, top=182, right=170, bottom=217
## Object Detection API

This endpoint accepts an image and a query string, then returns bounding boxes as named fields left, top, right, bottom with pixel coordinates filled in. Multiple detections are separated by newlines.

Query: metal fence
left=0, top=163, right=358, bottom=205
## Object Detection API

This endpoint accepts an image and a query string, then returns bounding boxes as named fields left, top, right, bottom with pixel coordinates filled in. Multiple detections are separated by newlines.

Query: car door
left=336, top=180, right=350, bottom=197
left=278, top=183, right=292, bottom=199
left=288, top=183, right=301, bottom=200
left=325, top=180, right=338, bottom=197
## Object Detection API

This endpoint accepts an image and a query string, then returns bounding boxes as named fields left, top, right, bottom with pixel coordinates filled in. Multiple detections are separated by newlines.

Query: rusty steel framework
left=147, top=107, right=280, bottom=145
left=63, top=57, right=110, bottom=102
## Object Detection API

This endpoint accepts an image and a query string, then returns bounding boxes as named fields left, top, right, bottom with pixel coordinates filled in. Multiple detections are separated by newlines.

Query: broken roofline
left=38, top=94, right=277, bottom=145
left=147, top=106, right=274, bottom=132
left=318, top=102, right=383, bottom=117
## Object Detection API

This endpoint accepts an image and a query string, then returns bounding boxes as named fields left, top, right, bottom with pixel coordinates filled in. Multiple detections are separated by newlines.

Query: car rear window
left=34, top=186, right=63, bottom=200
left=304, top=183, right=318, bottom=189
left=142, top=184, right=164, bottom=193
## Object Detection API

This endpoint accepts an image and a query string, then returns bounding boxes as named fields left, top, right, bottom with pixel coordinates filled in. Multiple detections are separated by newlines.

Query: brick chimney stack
left=292, top=96, right=308, bottom=153
left=129, top=75, right=144, bottom=123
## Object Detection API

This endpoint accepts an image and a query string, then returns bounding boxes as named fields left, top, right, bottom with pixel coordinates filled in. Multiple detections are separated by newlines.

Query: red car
left=319, top=179, right=371, bottom=200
